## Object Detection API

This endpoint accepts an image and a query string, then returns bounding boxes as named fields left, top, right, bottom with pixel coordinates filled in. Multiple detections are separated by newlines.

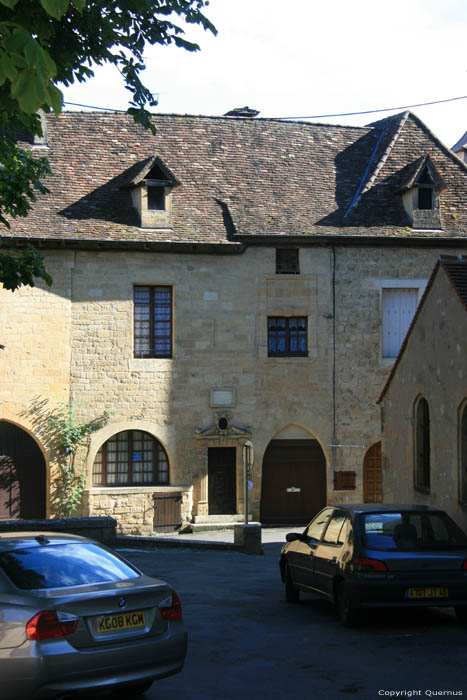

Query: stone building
left=378, top=256, right=467, bottom=530
left=0, top=109, right=466, bottom=534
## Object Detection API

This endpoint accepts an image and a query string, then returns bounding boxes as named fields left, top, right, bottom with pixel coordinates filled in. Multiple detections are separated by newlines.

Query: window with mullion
left=268, top=316, right=308, bottom=357
left=134, top=286, right=173, bottom=358
left=93, top=430, right=170, bottom=487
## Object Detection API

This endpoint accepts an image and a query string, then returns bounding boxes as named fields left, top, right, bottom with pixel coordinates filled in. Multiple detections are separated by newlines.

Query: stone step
left=192, top=514, right=251, bottom=524
left=190, top=521, right=256, bottom=533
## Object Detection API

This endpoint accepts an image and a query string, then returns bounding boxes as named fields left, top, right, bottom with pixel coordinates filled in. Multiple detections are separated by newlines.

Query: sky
left=61, top=0, right=467, bottom=149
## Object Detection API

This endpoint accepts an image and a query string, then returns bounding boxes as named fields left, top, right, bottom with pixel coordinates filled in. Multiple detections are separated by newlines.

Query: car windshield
left=360, top=511, right=467, bottom=551
left=0, top=542, right=140, bottom=590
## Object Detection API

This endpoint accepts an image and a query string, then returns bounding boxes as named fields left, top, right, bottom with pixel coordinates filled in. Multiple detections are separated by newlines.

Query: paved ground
left=117, top=528, right=467, bottom=700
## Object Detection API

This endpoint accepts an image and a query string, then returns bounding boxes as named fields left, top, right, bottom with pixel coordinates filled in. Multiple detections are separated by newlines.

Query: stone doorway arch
left=260, top=429, right=327, bottom=525
left=0, top=421, right=46, bottom=519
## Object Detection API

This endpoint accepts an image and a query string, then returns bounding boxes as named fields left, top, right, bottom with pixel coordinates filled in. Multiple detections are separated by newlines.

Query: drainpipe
left=331, top=246, right=337, bottom=470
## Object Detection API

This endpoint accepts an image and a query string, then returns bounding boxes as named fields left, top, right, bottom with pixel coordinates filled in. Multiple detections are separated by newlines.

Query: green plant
left=49, top=402, right=110, bottom=517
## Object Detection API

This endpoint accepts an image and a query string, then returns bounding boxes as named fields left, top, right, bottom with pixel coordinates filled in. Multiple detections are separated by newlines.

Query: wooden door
left=0, top=455, right=20, bottom=520
left=363, top=442, right=382, bottom=503
left=260, top=440, right=326, bottom=525
left=208, top=447, right=236, bottom=515
left=153, top=493, right=182, bottom=533
left=0, top=422, right=46, bottom=519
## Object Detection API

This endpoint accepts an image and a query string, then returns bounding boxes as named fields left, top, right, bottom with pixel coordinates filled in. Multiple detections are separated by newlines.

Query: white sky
left=61, top=0, right=467, bottom=149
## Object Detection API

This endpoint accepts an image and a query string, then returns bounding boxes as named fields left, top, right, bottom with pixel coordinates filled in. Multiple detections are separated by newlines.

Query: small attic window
left=124, top=156, right=179, bottom=229
left=417, top=167, right=434, bottom=210
left=399, top=157, right=444, bottom=230
left=148, top=186, right=166, bottom=211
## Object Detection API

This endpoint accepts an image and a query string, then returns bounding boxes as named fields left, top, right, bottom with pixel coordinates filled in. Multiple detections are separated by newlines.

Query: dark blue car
left=279, top=504, right=467, bottom=626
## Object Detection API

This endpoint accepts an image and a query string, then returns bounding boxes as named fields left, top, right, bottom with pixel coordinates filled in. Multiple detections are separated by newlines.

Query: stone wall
left=2, top=244, right=466, bottom=534
left=381, top=266, right=467, bottom=531
left=0, top=517, right=117, bottom=546
left=85, top=486, right=192, bottom=536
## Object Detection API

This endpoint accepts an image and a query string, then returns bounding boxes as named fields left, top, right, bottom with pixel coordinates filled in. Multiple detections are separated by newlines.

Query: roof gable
left=378, top=256, right=467, bottom=403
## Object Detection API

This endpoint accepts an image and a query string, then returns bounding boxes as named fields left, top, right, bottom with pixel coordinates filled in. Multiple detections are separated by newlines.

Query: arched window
left=414, top=398, right=430, bottom=491
left=93, top=431, right=169, bottom=487
left=460, top=403, right=467, bottom=503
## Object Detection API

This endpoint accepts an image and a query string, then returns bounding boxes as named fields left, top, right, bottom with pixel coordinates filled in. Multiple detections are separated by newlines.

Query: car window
left=0, top=543, right=140, bottom=590
left=360, top=511, right=467, bottom=551
left=323, top=513, right=347, bottom=545
left=305, top=508, right=333, bottom=541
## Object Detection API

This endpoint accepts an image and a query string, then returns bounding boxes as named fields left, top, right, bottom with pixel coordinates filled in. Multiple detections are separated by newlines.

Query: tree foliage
left=0, top=0, right=215, bottom=289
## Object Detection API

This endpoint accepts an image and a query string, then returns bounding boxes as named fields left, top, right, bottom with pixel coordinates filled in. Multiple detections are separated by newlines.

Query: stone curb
left=116, top=534, right=244, bottom=552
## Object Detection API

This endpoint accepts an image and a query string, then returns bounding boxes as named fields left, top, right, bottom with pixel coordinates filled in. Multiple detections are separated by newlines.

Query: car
left=0, top=532, right=187, bottom=700
left=279, top=504, right=467, bottom=626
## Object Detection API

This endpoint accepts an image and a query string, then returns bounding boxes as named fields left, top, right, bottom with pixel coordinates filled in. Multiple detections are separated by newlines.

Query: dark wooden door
left=153, top=493, right=182, bottom=533
left=363, top=442, right=382, bottom=503
left=0, top=455, right=20, bottom=520
left=208, top=447, right=236, bottom=515
left=0, top=422, right=46, bottom=520
left=260, top=440, right=326, bottom=525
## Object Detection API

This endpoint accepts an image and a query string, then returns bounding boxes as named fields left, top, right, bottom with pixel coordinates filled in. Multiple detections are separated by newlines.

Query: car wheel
left=336, top=583, right=359, bottom=627
left=112, top=680, right=153, bottom=697
left=284, top=562, right=300, bottom=603
left=455, top=606, right=467, bottom=625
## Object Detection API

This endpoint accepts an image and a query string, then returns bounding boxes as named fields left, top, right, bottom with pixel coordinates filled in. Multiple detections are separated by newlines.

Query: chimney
left=224, top=106, right=260, bottom=118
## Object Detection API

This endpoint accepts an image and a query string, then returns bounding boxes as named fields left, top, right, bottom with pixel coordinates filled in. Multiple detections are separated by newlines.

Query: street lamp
left=242, top=440, right=255, bottom=525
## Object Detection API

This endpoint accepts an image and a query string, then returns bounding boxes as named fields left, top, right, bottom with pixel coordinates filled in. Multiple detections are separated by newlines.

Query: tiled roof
left=4, top=110, right=467, bottom=246
left=440, top=255, right=467, bottom=310
left=452, top=130, right=467, bottom=153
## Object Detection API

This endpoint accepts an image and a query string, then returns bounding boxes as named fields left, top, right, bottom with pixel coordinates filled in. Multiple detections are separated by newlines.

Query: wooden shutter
left=382, top=288, right=418, bottom=358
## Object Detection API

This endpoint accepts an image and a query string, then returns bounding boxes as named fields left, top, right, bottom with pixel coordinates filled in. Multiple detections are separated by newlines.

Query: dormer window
left=122, top=156, right=180, bottom=229
left=147, top=185, right=166, bottom=211
left=417, top=167, right=434, bottom=210
left=398, top=156, right=445, bottom=230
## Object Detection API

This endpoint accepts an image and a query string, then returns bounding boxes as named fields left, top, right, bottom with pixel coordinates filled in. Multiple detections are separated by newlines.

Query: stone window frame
left=458, top=400, right=467, bottom=505
left=134, top=285, right=173, bottom=359
left=413, top=395, right=430, bottom=493
left=374, top=279, right=427, bottom=364
left=92, top=429, right=170, bottom=487
left=267, top=316, right=308, bottom=357
left=276, top=248, right=300, bottom=275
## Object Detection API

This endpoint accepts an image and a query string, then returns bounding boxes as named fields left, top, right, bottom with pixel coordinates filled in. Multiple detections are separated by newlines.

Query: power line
left=274, top=95, right=467, bottom=121
left=63, top=94, right=467, bottom=120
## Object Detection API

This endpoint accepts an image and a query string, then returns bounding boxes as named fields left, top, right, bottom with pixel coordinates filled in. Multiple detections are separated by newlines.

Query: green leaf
left=40, top=0, right=69, bottom=20
left=71, top=0, right=85, bottom=11
left=0, top=0, right=20, bottom=8
left=45, top=82, right=63, bottom=114
left=0, top=52, right=20, bottom=82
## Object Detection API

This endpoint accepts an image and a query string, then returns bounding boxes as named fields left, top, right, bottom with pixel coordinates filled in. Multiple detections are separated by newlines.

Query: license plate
left=407, top=587, right=449, bottom=599
left=92, top=610, right=146, bottom=635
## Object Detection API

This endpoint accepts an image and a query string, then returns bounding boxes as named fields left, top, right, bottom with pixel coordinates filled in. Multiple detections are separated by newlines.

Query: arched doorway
left=363, top=442, right=382, bottom=503
left=260, top=439, right=327, bottom=525
left=0, top=421, right=46, bottom=520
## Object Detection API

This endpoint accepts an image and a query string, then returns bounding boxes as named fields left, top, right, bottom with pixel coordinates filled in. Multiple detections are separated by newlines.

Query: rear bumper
left=2, top=624, right=187, bottom=700
left=346, top=575, right=467, bottom=609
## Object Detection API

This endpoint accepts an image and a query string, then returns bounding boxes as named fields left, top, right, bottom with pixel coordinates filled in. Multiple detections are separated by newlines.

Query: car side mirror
left=286, top=533, right=303, bottom=543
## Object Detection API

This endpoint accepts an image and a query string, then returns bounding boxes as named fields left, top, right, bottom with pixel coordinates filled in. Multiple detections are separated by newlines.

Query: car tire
left=112, top=680, right=153, bottom=697
left=454, top=606, right=467, bottom=625
left=284, top=562, right=300, bottom=603
left=336, top=583, right=359, bottom=627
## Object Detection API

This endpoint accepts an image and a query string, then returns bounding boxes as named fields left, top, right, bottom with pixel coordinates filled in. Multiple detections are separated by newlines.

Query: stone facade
left=2, top=244, right=467, bottom=533
left=1, top=110, right=466, bottom=534
left=379, top=258, right=467, bottom=530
